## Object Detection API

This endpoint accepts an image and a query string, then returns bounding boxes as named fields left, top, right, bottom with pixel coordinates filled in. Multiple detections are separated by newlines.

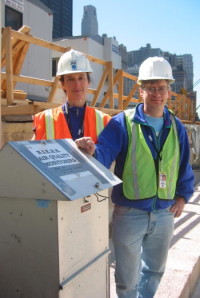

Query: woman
left=32, top=49, right=111, bottom=142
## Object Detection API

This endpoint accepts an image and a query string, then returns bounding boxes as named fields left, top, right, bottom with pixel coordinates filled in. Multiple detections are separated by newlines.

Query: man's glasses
left=142, top=86, right=169, bottom=95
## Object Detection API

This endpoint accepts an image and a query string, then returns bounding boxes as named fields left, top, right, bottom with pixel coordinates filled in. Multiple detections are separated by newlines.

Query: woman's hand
left=75, top=137, right=96, bottom=156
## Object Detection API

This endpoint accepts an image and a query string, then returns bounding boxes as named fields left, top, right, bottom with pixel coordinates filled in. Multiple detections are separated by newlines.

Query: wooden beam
left=107, top=62, right=114, bottom=109
left=99, top=62, right=114, bottom=108
left=47, top=76, right=61, bottom=103
left=17, top=25, right=31, bottom=34
left=122, top=71, right=138, bottom=80
left=113, top=93, right=139, bottom=103
left=1, top=101, right=61, bottom=116
left=5, top=27, right=14, bottom=105
left=95, top=107, right=123, bottom=115
left=1, top=27, right=7, bottom=69
left=1, top=73, right=54, bottom=87
left=12, top=30, right=71, bottom=53
left=100, top=91, right=110, bottom=108
left=113, top=69, right=122, bottom=84
left=2, top=42, right=30, bottom=91
left=13, top=42, right=30, bottom=89
left=114, top=69, right=123, bottom=110
left=1, top=25, right=31, bottom=67
left=2, top=39, right=28, bottom=67
left=87, top=88, right=96, bottom=94
left=1, top=39, right=26, bottom=89
left=123, top=83, right=139, bottom=109
left=33, top=101, right=60, bottom=109
left=90, top=65, right=109, bottom=106
left=1, top=104, right=36, bottom=116
left=86, top=54, right=107, bottom=66
left=2, top=72, right=96, bottom=100
left=1, top=27, right=31, bottom=92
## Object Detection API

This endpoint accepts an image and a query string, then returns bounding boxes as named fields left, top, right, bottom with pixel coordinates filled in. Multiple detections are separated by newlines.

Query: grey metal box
left=0, top=140, right=120, bottom=297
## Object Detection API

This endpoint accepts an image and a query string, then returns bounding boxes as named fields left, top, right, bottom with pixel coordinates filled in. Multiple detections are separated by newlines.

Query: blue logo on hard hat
left=71, top=60, right=77, bottom=70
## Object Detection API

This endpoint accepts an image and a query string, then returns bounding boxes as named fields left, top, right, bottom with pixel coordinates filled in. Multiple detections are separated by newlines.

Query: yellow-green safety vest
left=122, top=109, right=180, bottom=200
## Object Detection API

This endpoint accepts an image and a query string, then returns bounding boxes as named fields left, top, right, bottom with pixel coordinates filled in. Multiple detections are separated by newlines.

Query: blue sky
left=73, top=0, right=200, bottom=117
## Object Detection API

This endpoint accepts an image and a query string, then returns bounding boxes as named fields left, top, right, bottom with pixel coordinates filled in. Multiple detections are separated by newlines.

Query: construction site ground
left=109, top=177, right=200, bottom=298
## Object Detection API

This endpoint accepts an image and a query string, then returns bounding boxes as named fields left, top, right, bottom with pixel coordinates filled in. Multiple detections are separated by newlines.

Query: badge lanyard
left=148, top=134, right=162, bottom=161
left=148, top=134, right=166, bottom=188
left=63, top=103, right=85, bottom=138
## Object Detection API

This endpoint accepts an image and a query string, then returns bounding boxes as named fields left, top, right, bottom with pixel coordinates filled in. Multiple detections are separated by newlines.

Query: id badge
left=159, top=173, right=167, bottom=189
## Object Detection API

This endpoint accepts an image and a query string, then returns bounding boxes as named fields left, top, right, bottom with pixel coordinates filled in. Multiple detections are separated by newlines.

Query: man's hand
left=75, top=137, right=96, bottom=156
left=170, top=197, right=185, bottom=217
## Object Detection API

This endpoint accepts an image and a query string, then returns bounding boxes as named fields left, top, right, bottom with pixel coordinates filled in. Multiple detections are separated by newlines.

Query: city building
left=127, top=43, right=162, bottom=70
left=39, top=0, right=72, bottom=38
left=81, top=5, right=98, bottom=37
left=52, top=4, right=123, bottom=106
left=126, top=44, right=194, bottom=95
left=118, top=44, right=128, bottom=71
left=179, top=54, right=193, bottom=90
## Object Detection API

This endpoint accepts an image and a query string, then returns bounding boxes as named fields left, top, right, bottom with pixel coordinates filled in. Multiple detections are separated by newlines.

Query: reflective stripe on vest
left=122, top=109, right=180, bottom=200
left=95, top=109, right=105, bottom=137
left=45, top=109, right=55, bottom=139
left=166, top=115, right=180, bottom=198
left=43, top=107, right=106, bottom=141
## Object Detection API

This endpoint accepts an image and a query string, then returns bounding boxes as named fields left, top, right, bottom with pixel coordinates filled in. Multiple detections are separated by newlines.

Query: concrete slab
left=109, top=183, right=200, bottom=298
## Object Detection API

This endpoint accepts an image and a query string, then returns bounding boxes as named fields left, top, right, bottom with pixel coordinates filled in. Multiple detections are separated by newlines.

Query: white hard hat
left=56, top=49, right=93, bottom=76
left=137, top=56, right=175, bottom=85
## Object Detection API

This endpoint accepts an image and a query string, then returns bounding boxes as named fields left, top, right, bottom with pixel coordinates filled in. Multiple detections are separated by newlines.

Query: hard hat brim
left=137, top=77, right=175, bottom=85
left=56, top=69, right=93, bottom=76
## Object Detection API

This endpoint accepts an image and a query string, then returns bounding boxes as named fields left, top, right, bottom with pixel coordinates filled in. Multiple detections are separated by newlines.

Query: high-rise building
left=165, top=53, right=193, bottom=93
left=80, top=4, right=122, bottom=57
left=126, top=44, right=194, bottom=94
left=128, top=44, right=163, bottom=69
left=180, top=54, right=193, bottom=90
left=119, top=44, right=128, bottom=71
left=81, top=5, right=98, bottom=37
left=40, top=0, right=72, bottom=38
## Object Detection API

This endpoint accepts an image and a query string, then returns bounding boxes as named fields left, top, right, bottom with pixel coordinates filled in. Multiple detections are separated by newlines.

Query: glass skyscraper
left=40, top=0, right=72, bottom=38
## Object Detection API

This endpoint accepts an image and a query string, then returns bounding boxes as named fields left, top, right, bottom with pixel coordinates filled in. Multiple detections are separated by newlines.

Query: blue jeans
left=112, top=205, right=174, bottom=298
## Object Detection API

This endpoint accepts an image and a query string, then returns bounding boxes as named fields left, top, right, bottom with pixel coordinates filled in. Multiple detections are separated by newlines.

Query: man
left=32, top=49, right=110, bottom=142
left=75, top=57, right=194, bottom=298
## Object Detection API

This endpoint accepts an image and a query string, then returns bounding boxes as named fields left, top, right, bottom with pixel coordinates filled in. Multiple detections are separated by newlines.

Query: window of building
left=5, top=5, right=23, bottom=30
left=52, top=58, right=59, bottom=76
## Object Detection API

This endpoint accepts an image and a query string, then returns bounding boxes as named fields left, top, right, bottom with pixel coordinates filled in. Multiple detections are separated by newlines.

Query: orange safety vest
left=33, top=105, right=111, bottom=143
